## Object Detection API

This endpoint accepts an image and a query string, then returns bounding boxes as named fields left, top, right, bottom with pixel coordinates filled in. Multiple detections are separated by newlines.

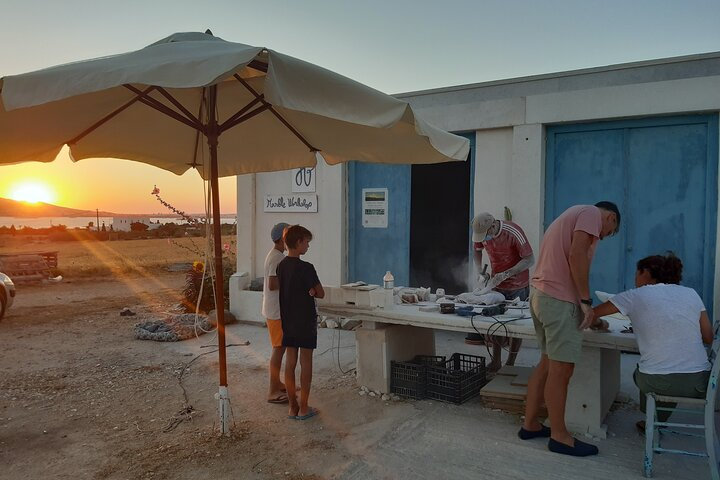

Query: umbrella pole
left=207, top=85, right=231, bottom=435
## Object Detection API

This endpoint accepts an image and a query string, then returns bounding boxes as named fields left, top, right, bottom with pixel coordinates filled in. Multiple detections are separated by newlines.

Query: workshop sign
left=264, top=193, right=318, bottom=213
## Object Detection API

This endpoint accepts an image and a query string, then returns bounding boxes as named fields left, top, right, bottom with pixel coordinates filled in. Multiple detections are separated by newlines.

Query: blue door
left=348, top=133, right=475, bottom=288
left=546, top=115, right=718, bottom=309
left=348, top=162, right=411, bottom=285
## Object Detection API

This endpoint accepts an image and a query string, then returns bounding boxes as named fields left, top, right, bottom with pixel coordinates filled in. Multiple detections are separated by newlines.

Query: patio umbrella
left=0, top=31, right=470, bottom=434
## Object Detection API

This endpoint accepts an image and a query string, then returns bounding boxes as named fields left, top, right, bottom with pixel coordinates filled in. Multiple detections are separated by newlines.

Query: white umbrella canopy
left=0, top=31, right=469, bottom=434
left=0, top=31, right=468, bottom=176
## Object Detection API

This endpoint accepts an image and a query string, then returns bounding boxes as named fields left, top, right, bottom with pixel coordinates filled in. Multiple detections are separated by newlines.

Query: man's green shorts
left=529, top=288, right=583, bottom=363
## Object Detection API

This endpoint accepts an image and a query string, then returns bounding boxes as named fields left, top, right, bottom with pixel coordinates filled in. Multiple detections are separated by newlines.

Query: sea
left=0, top=215, right=236, bottom=229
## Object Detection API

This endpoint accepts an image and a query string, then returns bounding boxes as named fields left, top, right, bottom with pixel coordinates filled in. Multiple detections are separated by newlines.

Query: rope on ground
left=163, top=342, right=250, bottom=432
left=162, top=349, right=213, bottom=432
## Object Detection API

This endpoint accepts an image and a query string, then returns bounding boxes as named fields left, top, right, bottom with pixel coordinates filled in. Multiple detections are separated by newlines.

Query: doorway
left=348, top=133, right=474, bottom=291
left=409, top=138, right=473, bottom=294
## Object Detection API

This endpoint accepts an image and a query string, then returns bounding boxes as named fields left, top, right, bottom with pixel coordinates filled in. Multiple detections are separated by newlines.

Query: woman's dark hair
left=283, top=224, right=312, bottom=249
left=636, top=252, right=683, bottom=284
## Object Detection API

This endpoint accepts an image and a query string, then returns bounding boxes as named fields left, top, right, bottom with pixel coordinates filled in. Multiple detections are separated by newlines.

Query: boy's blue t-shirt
left=277, top=256, right=320, bottom=349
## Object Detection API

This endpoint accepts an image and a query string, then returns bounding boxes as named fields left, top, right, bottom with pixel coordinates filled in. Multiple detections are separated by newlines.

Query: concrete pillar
left=355, top=323, right=436, bottom=393
left=235, top=173, right=255, bottom=278
left=511, top=124, right=544, bottom=252
left=565, top=346, right=621, bottom=438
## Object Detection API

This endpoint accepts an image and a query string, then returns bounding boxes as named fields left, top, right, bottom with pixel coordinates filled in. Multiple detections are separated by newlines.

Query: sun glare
left=8, top=182, right=56, bottom=204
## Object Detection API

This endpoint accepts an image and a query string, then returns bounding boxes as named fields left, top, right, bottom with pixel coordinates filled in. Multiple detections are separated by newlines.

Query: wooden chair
left=643, top=338, right=720, bottom=478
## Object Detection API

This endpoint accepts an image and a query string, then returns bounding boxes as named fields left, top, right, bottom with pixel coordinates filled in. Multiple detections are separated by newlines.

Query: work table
left=319, top=299, right=638, bottom=438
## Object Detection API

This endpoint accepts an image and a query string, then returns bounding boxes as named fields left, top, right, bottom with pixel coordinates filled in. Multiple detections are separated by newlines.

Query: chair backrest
left=710, top=338, right=720, bottom=367
left=707, top=340, right=720, bottom=396
left=707, top=318, right=720, bottom=370
left=704, top=338, right=720, bottom=442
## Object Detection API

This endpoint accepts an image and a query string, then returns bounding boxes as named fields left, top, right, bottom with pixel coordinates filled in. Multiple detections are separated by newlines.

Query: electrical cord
left=332, top=327, right=356, bottom=375
left=314, top=324, right=356, bottom=376
left=469, top=308, right=531, bottom=366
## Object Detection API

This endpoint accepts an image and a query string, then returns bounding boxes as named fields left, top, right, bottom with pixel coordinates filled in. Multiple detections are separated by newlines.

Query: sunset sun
left=8, top=181, right=56, bottom=204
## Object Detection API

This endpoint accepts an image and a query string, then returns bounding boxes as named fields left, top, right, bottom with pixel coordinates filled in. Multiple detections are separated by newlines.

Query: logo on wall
left=292, top=167, right=315, bottom=193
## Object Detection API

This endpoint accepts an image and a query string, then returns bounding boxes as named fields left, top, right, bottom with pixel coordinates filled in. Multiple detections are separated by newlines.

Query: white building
left=111, top=216, right=156, bottom=232
left=231, top=52, right=720, bottom=321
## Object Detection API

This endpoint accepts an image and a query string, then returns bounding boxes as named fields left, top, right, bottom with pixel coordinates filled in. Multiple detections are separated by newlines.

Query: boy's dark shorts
left=282, top=334, right=317, bottom=349
left=281, top=317, right=318, bottom=349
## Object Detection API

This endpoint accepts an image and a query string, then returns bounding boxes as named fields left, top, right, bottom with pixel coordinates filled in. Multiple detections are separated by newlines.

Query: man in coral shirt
left=467, top=212, right=534, bottom=371
left=519, top=202, right=620, bottom=457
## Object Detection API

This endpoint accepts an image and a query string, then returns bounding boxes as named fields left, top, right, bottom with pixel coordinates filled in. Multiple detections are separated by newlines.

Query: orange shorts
left=266, top=319, right=283, bottom=348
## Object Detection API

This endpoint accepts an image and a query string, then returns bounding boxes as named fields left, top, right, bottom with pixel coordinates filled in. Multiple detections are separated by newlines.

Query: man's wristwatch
left=580, top=298, right=593, bottom=306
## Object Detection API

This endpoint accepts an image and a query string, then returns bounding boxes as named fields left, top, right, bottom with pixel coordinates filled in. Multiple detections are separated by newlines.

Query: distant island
left=0, top=197, right=236, bottom=218
left=0, top=198, right=117, bottom=217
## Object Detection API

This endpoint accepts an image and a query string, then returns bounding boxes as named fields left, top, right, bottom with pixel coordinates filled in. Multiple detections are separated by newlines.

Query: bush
left=182, top=262, right=215, bottom=313
left=182, top=259, right=233, bottom=313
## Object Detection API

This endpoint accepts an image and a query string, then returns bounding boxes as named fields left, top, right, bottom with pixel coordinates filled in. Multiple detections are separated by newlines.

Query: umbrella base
left=215, top=386, right=231, bottom=436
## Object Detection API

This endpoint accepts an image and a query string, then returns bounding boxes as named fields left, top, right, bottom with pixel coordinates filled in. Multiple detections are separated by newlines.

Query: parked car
left=0, top=272, right=16, bottom=320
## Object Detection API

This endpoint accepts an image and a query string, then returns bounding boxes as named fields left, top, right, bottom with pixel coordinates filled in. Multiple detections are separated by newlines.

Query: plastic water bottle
left=383, top=271, right=394, bottom=289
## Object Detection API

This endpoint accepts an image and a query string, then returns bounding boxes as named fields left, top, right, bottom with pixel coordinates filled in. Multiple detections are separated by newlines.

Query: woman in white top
left=593, top=253, right=713, bottom=430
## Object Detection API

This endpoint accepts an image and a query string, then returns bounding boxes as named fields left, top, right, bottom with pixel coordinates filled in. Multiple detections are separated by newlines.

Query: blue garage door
left=348, top=162, right=411, bottom=285
left=546, top=114, right=718, bottom=310
left=348, top=133, right=475, bottom=288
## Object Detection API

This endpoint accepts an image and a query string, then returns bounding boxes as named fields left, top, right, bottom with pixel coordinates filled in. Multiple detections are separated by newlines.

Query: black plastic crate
left=413, top=355, right=447, bottom=367
left=390, top=355, right=445, bottom=399
left=425, top=353, right=487, bottom=404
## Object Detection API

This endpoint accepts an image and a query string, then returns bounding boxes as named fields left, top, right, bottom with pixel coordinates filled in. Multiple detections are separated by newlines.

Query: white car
left=0, top=272, right=16, bottom=320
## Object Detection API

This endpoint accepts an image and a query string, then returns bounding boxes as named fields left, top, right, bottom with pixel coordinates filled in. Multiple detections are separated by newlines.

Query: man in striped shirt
left=468, top=212, right=534, bottom=371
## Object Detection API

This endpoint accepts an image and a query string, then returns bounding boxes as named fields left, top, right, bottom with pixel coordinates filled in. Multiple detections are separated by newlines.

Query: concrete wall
left=401, top=62, right=720, bottom=316
left=232, top=52, right=720, bottom=318
left=467, top=126, right=544, bottom=263
left=234, top=159, right=345, bottom=286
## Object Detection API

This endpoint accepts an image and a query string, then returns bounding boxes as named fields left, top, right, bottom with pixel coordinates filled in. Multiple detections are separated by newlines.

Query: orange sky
left=0, top=147, right=236, bottom=215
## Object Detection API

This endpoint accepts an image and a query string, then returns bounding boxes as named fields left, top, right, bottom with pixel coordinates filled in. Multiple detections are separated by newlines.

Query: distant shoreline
left=1, top=213, right=237, bottom=218
left=0, top=215, right=237, bottom=229
left=0, top=197, right=236, bottom=219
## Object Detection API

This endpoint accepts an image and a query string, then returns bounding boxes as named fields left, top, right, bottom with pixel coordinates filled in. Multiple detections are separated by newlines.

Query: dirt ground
left=0, top=272, right=378, bottom=480
left=0, top=234, right=234, bottom=278
left=1, top=270, right=713, bottom=479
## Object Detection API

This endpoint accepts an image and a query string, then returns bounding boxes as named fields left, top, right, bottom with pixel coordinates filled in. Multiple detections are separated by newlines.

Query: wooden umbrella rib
left=125, top=85, right=204, bottom=132
left=66, top=86, right=155, bottom=145
left=232, top=74, right=318, bottom=152
left=266, top=105, right=318, bottom=152
left=155, top=87, right=202, bottom=127
left=247, top=59, right=268, bottom=73
left=190, top=88, right=207, bottom=169
left=219, top=103, right=270, bottom=133
left=218, top=96, right=264, bottom=132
